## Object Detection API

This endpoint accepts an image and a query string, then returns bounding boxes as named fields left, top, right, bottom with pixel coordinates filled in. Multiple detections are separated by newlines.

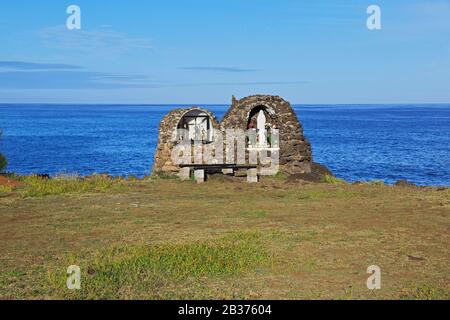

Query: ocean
left=0, top=104, right=449, bottom=186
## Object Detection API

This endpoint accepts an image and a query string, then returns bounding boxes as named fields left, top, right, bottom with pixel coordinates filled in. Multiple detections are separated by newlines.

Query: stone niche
left=152, top=95, right=313, bottom=176
left=152, top=107, right=220, bottom=174
left=221, top=95, right=312, bottom=175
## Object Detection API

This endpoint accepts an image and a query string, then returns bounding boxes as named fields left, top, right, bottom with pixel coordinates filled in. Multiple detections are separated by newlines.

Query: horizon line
left=1, top=102, right=450, bottom=106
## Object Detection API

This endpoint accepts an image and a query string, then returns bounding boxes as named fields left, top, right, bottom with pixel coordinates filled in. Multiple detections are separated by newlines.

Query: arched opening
left=177, top=110, right=214, bottom=143
left=247, top=106, right=278, bottom=149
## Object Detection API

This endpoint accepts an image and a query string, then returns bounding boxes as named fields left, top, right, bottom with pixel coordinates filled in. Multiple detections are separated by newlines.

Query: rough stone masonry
left=152, top=95, right=316, bottom=177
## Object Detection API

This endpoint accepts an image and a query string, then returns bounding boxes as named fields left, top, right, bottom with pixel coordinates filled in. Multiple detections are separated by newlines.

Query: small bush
left=0, top=130, right=7, bottom=173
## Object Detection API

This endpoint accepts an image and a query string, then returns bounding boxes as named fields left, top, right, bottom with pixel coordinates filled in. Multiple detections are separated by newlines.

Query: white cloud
left=37, top=25, right=153, bottom=57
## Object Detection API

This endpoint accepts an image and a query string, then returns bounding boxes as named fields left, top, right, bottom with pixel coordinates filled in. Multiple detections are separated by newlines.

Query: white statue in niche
left=257, top=110, right=267, bottom=147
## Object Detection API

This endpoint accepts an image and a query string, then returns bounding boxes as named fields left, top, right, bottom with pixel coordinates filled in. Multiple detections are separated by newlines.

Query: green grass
left=0, top=185, right=12, bottom=194
left=47, top=232, right=269, bottom=299
left=296, top=188, right=358, bottom=201
left=0, top=154, right=6, bottom=173
left=400, top=284, right=449, bottom=300
left=17, top=174, right=123, bottom=197
left=323, top=174, right=347, bottom=185
left=240, top=210, right=268, bottom=218
left=273, top=171, right=287, bottom=180
left=1, top=177, right=448, bottom=300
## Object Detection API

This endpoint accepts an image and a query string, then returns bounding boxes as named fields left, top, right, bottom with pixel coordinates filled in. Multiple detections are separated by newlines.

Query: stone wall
left=220, top=95, right=312, bottom=175
left=152, top=107, right=220, bottom=174
left=152, top=95, right=313, bottom=176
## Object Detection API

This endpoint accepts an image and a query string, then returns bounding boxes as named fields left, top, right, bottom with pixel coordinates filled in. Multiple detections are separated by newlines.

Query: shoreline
left=1, top=171, right=449, bottom=188
left=1, top=172, right=449, bottom=197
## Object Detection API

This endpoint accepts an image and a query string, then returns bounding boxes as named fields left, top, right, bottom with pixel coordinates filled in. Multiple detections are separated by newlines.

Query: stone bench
left=179, top=164, right=259, bottom=183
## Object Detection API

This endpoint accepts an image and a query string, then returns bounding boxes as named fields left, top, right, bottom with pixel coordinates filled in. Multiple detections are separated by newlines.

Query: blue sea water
left=0, top=104, right=449, bottom=186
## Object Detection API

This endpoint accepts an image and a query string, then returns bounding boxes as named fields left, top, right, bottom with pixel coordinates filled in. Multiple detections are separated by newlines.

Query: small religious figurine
left=257, top=110, right=267, bottom=147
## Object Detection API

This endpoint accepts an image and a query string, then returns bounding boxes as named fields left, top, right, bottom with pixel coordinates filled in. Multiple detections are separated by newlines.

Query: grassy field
left=0, top=174, right=449, bottom=300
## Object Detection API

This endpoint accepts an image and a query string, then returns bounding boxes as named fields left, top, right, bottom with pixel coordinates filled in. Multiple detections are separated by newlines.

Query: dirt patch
left=0, top=176, right=22, bottom=188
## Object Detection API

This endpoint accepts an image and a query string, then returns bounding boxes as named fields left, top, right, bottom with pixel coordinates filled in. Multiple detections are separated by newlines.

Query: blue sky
left=0, top=0, right=449, bottom=104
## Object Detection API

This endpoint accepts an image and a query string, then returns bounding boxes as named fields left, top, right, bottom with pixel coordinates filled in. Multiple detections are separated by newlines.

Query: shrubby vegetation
left=0, top=154, right=6, bottom=173
left=0, top=130, right=7, bottom=173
